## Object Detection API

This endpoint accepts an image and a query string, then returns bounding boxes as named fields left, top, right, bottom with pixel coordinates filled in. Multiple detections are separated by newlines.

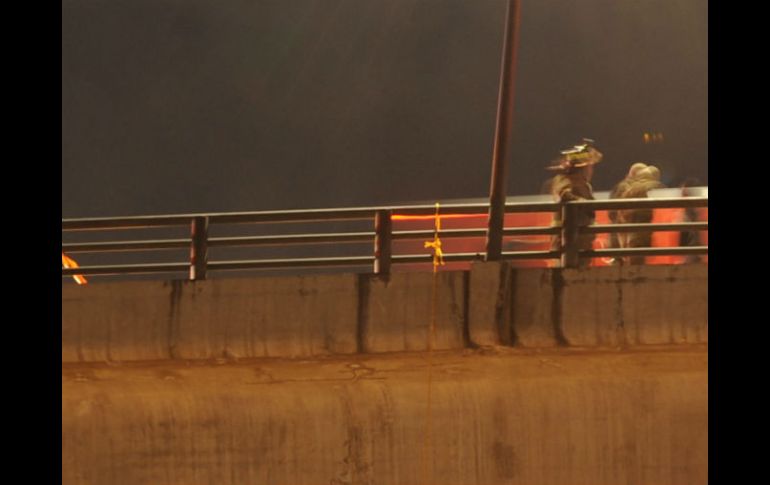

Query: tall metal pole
left=485, top=0, right=521, bottom=261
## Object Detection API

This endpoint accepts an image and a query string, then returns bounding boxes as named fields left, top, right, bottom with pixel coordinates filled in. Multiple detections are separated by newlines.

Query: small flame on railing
left=62, top=252, right=87, bottom=285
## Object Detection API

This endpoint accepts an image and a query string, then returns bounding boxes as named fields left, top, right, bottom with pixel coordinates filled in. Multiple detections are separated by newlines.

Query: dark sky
left=62, top=0, right=707, bottom=218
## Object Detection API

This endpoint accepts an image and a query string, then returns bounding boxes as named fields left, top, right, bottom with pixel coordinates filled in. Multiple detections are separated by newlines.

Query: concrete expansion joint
left=167, top=280, right=183, bottom=360
left=356, top=274, right=370, bottom=354
left=550, top=268, right=569, bottom=347
left=495, top=263, right=514, bottom=346
left=615, top=279, right=625, bottom=329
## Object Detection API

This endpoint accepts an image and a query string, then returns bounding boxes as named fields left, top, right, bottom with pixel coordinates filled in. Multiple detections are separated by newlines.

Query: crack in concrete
left=167, top=280, right=183, bottom=360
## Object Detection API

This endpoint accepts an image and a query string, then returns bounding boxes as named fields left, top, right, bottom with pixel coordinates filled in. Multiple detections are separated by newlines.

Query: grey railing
left=62, top=196, right=708, bottom=280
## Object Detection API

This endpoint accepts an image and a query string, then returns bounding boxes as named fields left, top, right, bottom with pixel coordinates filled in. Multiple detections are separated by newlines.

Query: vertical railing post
left=374, top=210, right=392, bottom=276
left=561, top=203, right=579, bottom=268
left=190, top=216, right=209, bottom=280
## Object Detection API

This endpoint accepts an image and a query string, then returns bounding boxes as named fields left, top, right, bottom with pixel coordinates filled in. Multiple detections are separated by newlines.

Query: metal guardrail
left=62, top=196, right=708, bottom=280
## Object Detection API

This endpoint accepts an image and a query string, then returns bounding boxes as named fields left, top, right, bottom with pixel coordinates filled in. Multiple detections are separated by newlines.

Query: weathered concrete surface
left=468, top=264, right=559, bottom=348
left=468, top=261, right=511, bottom=346
left=63, top=264, right=707, bottom=363
left=467, top=263, right=707, bottom=349
left=363, top=272, right=466, bottom=353
left=172, top=275, right=359, bottom=359
left=560, top=264, right=708, bottom=347
left=509, top=268, right=559, bottom=347
left=62, top=281, right=175, bottom=362
left=559, top=266, right=626, bottom=347
left=63, top=275, right=359, bottom=363
left=62, top=346, right=708, bottom=485
left=619, top=264, right=708, bottom=345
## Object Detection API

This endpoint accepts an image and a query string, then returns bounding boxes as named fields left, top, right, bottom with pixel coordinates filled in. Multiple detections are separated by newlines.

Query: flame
left=62, top=252, right=87, bottom=285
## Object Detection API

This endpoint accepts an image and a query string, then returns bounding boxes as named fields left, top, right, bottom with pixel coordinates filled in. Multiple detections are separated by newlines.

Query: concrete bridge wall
left=62, top=264, right=708, bottom=485
left=62, top=347, right=707, bottom=485
left=62, top=264, right=707, bottom=363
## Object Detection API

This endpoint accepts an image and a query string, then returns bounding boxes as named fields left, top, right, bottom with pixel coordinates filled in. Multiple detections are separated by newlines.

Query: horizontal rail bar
left=582, top=221, right=709, bottom=235
left=391, top=250, right=559, bottom=264
left=208, top=202, right=554, bottom=224
left=504, top=238, right=552, bottom=246
left=61, top=202, right=558, bottom=229
left=208, top=256, right=374, bottom=271
left=208, top=232, right=374, bottom=247
left=62, top=198, right=705, bottom=230
left=62, top=216, right=194, bottom=231
left=209, top=208, right=378, bottom=224
left=504, top=226, right=561, bottom=236
left=379, top=203, right=490, bottom=215
left=210, top=202, right=539, bottom=224
left=571, top=196, right=708, bottom=211
left=391, top=202, right=555, bottom=215
left=391, top=226, right=559, bottom=240
left=503, top=203, right=559, bottom=213
left=581, top=246, right=709, bottom=258
left=502, top=250, right=561, bottom=260
left=61, top=223, right=701, bottom=252
left=392, top=229, right=487, bottom=240
left=390, top=203, right=558, bottom=215
left=62, top=262, right=190, bottom=276
left=62, top=239, right=190, bottom=253
left=392, top=253, right=485, bottom=264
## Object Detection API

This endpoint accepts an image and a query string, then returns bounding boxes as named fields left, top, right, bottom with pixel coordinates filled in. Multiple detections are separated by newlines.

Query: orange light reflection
left=392, top=214, right=486, bottom=221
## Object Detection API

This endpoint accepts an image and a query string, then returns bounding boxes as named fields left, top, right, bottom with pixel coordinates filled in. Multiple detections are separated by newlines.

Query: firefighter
left=607, top=162, right=650, bottom=258
left=547, top=139, right=603, bottom=268
left=616, top=165, right=666, bottom=264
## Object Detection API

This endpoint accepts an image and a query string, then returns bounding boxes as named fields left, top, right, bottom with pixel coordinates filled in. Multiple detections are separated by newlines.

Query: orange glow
left=392, top=213, right=485, bottom=221
left=62, top=252, right=87, bottom=285
left=644, top=132, right=665, bottom=144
